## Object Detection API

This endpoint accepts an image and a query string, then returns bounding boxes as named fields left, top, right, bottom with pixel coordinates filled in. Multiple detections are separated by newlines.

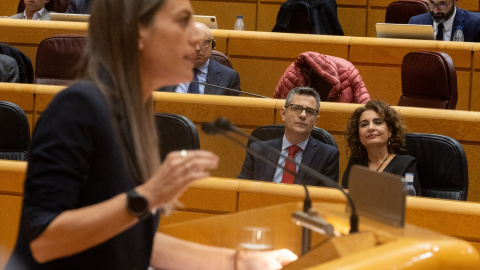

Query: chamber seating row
left=1, top=83, right=480, bottom=203
left=1, top=160, right=479, bottom=269
left=3, top=20, right=480, bottom=110
left=3, top=0, right=478, bottom=38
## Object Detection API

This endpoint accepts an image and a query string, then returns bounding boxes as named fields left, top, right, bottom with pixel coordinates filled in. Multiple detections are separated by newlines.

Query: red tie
left=282, top=145, right=301, bottom=184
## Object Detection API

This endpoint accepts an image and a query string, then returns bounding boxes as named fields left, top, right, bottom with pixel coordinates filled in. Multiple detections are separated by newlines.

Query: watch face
left=130, top=195, right=148, bottom=213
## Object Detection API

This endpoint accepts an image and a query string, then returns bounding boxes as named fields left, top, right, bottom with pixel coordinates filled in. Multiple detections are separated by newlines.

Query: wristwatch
left=126, top=189, right=150, bottom=220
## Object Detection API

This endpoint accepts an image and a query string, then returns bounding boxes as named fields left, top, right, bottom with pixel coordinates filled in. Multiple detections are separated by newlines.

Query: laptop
left=50, top=13, right=90, bottom=22
left=376, top=23, right=434, bottom=40
left=347, top=165, right=406, bottom=227
left=192, top=15, right=218, bottom=29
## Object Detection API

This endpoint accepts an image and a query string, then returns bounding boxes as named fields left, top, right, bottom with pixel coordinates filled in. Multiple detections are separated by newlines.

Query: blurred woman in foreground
left=6, top=0, right=297, bottom=269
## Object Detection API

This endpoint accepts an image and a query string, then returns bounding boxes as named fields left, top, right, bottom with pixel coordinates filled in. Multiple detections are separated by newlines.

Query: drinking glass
left=237, top=226, right=274, bottom=251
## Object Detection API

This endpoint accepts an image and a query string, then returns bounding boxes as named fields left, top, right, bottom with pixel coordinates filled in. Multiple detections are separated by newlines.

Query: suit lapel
left=451, top=8, right=464, bottom=41
left=295, top=137, right=317, bottom=184
left=263, top=138, right=282, bottom=181
left=205, top=60, right=222, bottom=95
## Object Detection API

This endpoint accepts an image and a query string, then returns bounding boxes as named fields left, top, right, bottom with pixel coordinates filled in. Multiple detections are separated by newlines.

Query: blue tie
left=187, top=69, right=200, bottom=94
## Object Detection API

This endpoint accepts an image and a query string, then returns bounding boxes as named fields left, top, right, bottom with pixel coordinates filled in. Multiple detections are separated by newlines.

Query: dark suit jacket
left=0, top=43, right=34, bottom=84
left=0, top=55, right=19, bottom=83
left=158, top=59, right=241, bottom=95
left=66, top=0, right=92, bottom=14
left=409, top=7, right=480, bottom=42
left=238, top=137, right=340, bottom=186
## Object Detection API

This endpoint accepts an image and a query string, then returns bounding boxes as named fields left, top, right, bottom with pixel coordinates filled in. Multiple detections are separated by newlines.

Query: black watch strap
left=126, top=189, right=150, bottom=221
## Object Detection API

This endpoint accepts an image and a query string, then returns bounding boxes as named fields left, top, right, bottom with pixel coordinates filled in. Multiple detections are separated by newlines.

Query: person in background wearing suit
left=159, top=22, right=241, bottom=95
left=238, top=86, right=340, bottom=185
left=341, top=100, right=422, bottom=195
left=10, top=0, right=50, bottom=20
left=66, top=0, right=92, bottom=14
left=408, top=0, right=480, bottom=42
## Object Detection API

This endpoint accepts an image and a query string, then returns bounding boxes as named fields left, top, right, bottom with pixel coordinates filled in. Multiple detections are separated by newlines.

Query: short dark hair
left=345, top=100, right=407, bottom=159
left=284, top=86, right=321, bottom=110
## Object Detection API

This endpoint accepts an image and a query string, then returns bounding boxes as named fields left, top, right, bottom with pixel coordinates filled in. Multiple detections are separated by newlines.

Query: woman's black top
left=342, top=154, right=422, bottom=196
left=6, top=82, right=159, bottom=270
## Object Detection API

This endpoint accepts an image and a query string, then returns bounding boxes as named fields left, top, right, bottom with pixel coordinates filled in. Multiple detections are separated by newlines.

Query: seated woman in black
left=342, top=100, right=421, bottom=195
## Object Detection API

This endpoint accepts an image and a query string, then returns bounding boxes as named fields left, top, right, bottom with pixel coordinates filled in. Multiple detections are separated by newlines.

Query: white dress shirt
left=433, top=7, right=456, bottom=41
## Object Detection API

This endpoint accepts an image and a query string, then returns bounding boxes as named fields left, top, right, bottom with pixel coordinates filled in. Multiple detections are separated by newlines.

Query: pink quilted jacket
left=274, top=52, right=370, bottom=104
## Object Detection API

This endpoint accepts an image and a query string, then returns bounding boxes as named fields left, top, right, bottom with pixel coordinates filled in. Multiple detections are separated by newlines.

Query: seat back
left=34, top=34, right=87, bottom=85
left=385, top=0, right=429, bottom=24
left=210, top=50, right=233, bottom=69
left=154, top=113, right=200, bottom=161
left=247, top=124, right=337, bottom=149
left=0, top=101, right=30, bottom=161
left=398, top=51, right=457, bottom=109
left=17, top=0, right=71, bottom=13
left=406, top=133, right=468, bottom=200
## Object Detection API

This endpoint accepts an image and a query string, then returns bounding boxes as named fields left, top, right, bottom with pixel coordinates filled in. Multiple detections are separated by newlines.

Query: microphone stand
left=192, top=81, right=270, bottom=98
left=212, top=118, right=359, bottom=235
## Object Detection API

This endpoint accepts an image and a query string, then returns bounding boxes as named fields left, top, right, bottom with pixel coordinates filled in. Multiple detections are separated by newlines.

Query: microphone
left=191, top=81, right=270, bottom=98
left=209, top=118, right=359, bottom=235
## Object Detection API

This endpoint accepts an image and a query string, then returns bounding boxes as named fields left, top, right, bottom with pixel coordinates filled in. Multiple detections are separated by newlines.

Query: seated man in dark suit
left=409, top=0, right=480, bottom=42
left=66, top=0, right=92, bottom=14
left=159, top=22, right=241, bottom=95
left=238, top=87, right=340, bottom=186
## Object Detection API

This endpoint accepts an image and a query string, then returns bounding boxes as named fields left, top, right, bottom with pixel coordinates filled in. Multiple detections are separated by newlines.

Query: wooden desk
left=1, top=161, right=479, bottom=268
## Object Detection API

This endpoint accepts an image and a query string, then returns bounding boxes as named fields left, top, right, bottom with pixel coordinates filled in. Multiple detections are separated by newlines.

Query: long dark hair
left=345, top=100, right=407, bottom=159
left=79, top=0, right=166, bottom=182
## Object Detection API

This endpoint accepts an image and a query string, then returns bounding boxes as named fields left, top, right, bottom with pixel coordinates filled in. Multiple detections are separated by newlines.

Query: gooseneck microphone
left=202, top=121, right=316, bottom=254
left=205, top=118, right=359, bottom=236
left=190, top=81, right=270, bottom=98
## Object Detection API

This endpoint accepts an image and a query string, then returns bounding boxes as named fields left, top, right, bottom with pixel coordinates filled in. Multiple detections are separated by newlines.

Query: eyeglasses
left=200, top=39, right=214, bottom=48
left=425, top=0, right=453, bottom=10
left=285, top=104, right=318, bottom=117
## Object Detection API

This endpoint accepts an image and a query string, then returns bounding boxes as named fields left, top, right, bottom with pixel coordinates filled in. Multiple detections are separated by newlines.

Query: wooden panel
left=210, top=29, right=228, bottom=54
left=366, top=8, right=385, bottom=37
left=159, top=210, right=216, bottom=227
left=355, top=65, right=401, bottom=106
left=350, top=37, right=474, bottom=68
left=176, top=178, right=240, bottom=213
left=230, top=58, right=292, bottom=98
left=471, top=71, right=480, bottom=111
left=338, top=7, right=367, bottom=37
left=228, top=31, right=351, bottom=59
left=0, top=83, right=35, bottom=112
left=257, top=3, right=281, bottom=32
left=0, top=160, right=27, bottom=195
left=191, top=1, right=257, bottom=31
left=0, top=195, right=22, bottom=270
left=0, top=0, right=19, bottom=17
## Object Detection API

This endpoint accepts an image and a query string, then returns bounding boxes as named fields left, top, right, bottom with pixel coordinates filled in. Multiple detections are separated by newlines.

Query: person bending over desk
left=5, top=0, right=297, bottom=269
left=341, top=100, right=421, bottom=195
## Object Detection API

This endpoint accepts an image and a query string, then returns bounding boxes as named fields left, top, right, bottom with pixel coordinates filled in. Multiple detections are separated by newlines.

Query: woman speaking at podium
left=5, top=0, right=296, bottom=269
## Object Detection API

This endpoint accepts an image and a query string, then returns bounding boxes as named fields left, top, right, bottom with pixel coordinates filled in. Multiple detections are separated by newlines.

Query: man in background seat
left=11, top=0, right=50, bottom=20
left=159, top=22, right=241, bottom=96
left=66, top=0, right=92, bottom=14
left=238, top=87, right=339, bottom=185
left=408, top=0, right=480, bottom=42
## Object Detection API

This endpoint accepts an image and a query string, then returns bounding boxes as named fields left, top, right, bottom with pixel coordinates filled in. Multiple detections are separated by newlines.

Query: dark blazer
left=409, top=7, right=480, bottom=42
left=66, top=0, right=92, bottom=14
left=159, top=59, right=241, bottom=95
left=238, top=137, right=340, bottom=186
